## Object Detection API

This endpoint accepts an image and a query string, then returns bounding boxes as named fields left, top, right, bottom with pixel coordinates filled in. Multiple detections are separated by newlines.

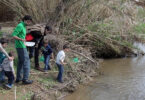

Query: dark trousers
left=5, top=71, right=14, bottom=85
left=44, top=55, right=51, bottom=70
left=34, top=47, right=40, bottom=68
left=56, top=63, right=64, bottom=82
left=0, top=70, right=5, bottom=82
left=27, top=46, right=35, bottom=59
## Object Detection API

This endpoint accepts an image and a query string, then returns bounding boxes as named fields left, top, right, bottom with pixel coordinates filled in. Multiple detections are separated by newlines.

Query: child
left=41, top=41, right=53, bottom=71
left=28, top=25, right=52, bottom=71
left=1, top=51, right=15, bottom=89
left=0, top=38, right=13, bottom=83
left=56, top=45, right=69, bottom=83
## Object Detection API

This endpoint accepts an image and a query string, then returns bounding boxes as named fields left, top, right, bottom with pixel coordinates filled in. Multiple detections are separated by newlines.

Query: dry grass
left=0, top=0, right=59, bottom=23
left=0, top=0, right=144, bottom=57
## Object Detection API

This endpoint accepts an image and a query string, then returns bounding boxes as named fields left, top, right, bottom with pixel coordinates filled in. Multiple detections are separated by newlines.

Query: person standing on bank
left=12, top=15, right=33, bottom=84
left=33, top=26, right=52, bottom=71
left=56, top=45, right=70, bottom=83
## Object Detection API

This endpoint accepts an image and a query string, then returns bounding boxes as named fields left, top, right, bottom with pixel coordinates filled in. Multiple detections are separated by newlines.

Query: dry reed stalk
left=15, top=86, right=17, bottom=100
left=0, top=0, right=58, bottom=23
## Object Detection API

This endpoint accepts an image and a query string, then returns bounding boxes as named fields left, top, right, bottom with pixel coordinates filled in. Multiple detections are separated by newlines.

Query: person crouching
left=56, top=45, right=70, bottom=83
left=41, top=41, right=54, bottom=71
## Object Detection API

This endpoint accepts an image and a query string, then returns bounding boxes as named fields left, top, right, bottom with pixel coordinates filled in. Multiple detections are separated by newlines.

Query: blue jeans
left=44, top=55, right=51, bottom=70
left=16, top=48, right=30, bottom=81
left=0, top=70, right=5, bottom=83
left=56, top=63, right=64, bottom=82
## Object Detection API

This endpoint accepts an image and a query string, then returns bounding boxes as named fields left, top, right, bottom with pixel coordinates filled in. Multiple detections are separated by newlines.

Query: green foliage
left=14, top=57, right=18, bottom=72
left=66, top=18, right=73, bottom=24
left=111, top=36, right=122, bottom=41
left=137, top=7, right=145, bottom=18
left=17, top=91, right=33, bottom=100
left=88, top=22, right=113, bottom=34
left=88, top=23, right=99, bottom=32
left=121, top=41, right=134, bottom=48
left=37, top=77, right=56, bottom=89
left=133, top=23, right=145, bottom=34
left=0, top=31, right=3, bottom=37
left=0, top=87, right=8, bottom=94
left=93, top=39, right=104, bottom=47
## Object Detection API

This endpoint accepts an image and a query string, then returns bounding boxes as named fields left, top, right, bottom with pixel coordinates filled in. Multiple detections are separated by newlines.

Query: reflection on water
left=133, top=42, right=145, bottom=53
left=65, top=56, right=145, bottom=100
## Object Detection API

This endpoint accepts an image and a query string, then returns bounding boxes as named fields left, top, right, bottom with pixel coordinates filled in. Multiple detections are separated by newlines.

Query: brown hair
left=43, top=40, right=48, bottom=45
left=63, top=44, right=69, bottom=50
left=0, top=38, right=8, bottom=45
left=8, top=51, right=14, bottom=57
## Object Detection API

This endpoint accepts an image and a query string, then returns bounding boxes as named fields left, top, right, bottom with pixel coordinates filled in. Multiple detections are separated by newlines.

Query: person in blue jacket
left=41, top=41, right=54, bottom=71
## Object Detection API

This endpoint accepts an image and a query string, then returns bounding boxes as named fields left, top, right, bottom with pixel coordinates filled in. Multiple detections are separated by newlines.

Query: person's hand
left=22, top=39, right=26, bottom=45
left=13, top=72, right=16, bottom=78
left=22, top=39, right=25, bottom=42
left=8, top=57, right=14, bottom=61
left=52, top=58, right=55, bottom=61
left=63, top=63, right=67, bottom=65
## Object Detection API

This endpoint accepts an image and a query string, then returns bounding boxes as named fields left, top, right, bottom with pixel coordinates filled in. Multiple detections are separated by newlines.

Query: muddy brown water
left=65, top=56, right=145, bottom=100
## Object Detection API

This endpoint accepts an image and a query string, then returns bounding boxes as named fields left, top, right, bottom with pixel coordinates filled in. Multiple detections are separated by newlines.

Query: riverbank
left=0, top=27, right=100, bottom=100
left=0, top=43, right=99, bottom=100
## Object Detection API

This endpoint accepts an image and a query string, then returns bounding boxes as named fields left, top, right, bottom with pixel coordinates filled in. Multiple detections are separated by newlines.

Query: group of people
left=0, top=15, right=70, bottom=89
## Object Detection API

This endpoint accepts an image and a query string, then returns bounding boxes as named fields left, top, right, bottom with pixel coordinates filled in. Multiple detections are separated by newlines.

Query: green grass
left=0, top=86, right=8, bottom=94
left=17, top=91, right=33, bottom=100
left=133, top=23, right=145, bottom=34
left=37, top=76, right=57, bottom=89
left=121, top=41, right=134, bottom=48
left=137, top=7, right=145, bottom=19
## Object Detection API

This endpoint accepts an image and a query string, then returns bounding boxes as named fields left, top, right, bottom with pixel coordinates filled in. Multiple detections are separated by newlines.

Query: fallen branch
left=57, top=80, right=74, bottom=90
left=71, top=50, right=97, bottom=64
left=57, top=94, right=68, bottom=100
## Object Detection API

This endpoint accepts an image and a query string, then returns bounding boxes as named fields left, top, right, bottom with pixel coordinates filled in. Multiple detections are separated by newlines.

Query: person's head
left=0, top=38, right=8, bottom=48
left=44, top=26, right=52, bottom=35
left=22, top=15, right=32, bottom=26
left=43, top=41, right=49, bottom=47
left=8, top=51, right=14, bottom=59
left=63, top=44, right=70, bottom=52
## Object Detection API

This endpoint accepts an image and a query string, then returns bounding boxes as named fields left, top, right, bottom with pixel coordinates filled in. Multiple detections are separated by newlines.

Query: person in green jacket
left=12, top=15, right=33, bottom=84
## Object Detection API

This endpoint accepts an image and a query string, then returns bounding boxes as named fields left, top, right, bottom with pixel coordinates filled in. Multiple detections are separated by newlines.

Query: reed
left=0, top=0, right=59, bottom=23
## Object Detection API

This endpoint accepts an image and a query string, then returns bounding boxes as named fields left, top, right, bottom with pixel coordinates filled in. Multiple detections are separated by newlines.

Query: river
left=64, top=56, right=145, bottom=100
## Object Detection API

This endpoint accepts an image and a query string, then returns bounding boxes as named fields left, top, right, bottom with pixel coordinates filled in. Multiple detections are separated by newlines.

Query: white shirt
left=56, top=50, right=65, bottom=64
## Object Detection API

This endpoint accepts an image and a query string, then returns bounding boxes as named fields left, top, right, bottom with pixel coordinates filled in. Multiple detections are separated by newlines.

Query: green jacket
left=12, top=21, right=26, bottom=48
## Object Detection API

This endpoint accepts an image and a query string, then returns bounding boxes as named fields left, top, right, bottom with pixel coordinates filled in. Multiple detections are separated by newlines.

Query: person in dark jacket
left=26, top=31, right=42, bottom=59
left=41, top=41, right=53, bottom=71
left=27, top=26, right=52, bottom=71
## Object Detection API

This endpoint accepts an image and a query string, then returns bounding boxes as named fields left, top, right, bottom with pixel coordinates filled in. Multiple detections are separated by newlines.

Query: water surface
left=65, top=56, right=145, bottom=100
